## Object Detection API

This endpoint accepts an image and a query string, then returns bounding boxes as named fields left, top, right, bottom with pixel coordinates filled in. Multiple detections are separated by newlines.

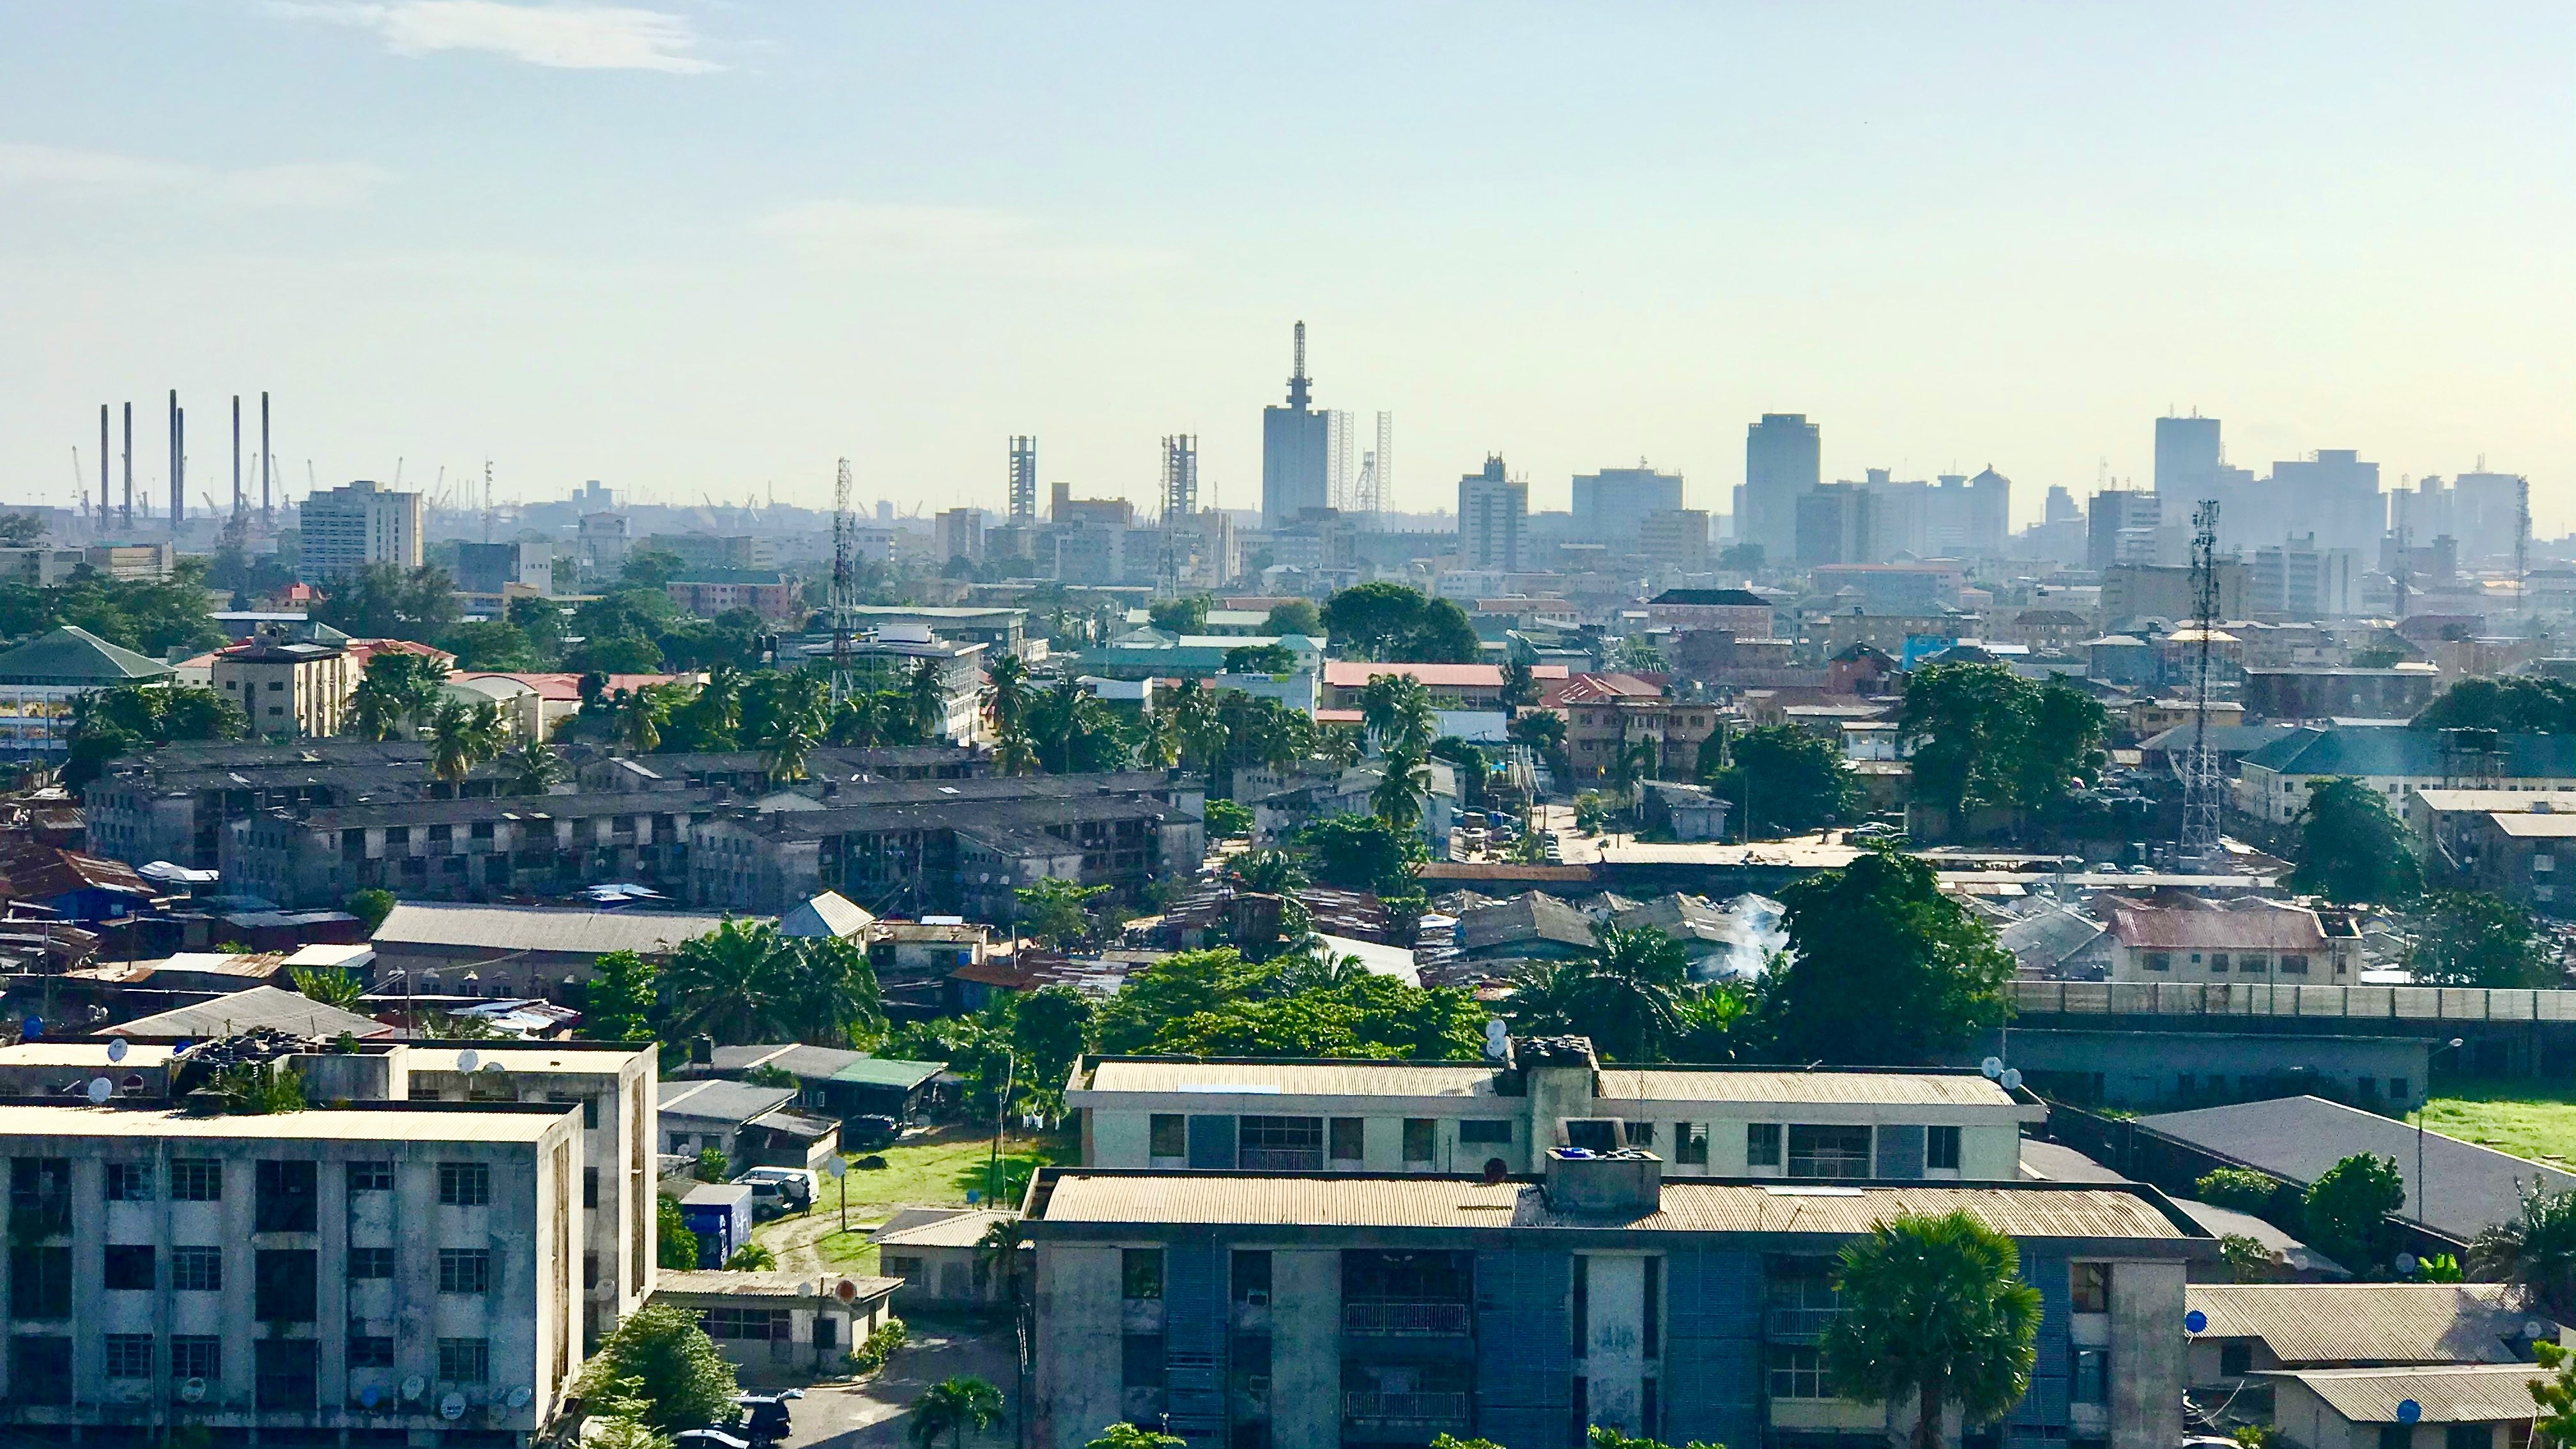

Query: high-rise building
left=1325, top=410, right=1354, bottom=510
left=1458, top=456, right=1526, bottom=571
left=2453, top=471, right=2529, bottom=562
left=2154, top=415, right=2223, bottom=498
left=298, top=479, right=422, bottom=582
left=1261, top=323, right=1329, bottom=530
left=2045, top=485, right=2080, bottom=524
left=935, top=507, right=984, bottom=563
left=1795, top=482, right=1873, bottom=567
left=1637, top=509, right=1711, bottom=570
left=1742, top=413, right=1820, bottom=562
left=2264, top=449, right=2382, bottom=558
left=1571, top=464, right=1684, bottom=547
left=2087, top=489, right=2159, bottom=572
left=1009, top=437, right=1038, bottom=521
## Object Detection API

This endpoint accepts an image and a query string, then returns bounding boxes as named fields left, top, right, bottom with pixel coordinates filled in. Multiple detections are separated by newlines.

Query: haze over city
left=6, top=2, right=2574, bottom=525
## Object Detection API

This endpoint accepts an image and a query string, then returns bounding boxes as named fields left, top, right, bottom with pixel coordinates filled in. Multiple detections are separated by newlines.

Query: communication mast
left=829, top=458, right=862, bottom=705
left=2179, top=498, right=2227, bottom=864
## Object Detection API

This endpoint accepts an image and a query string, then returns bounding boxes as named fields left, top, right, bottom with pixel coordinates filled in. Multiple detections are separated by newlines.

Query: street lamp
left=2417, top=1038, right=2466, bottom=1230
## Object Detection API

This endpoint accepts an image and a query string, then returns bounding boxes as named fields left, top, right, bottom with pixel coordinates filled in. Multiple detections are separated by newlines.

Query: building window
left=2071, top=1347, right=2108, bottom=1404
left=436, top=1337, right=490, bottom=1384
left=105, top=1334, right=153, bottom=1379
left=2209, top=954, right=2230, bottom=974
left=105, top=1163, right=153, bottom=1201
left=1148, top=1115, right=1186, bottom=1158
left=348, top=1334, right=395, bottom=1368
left=10, top=1245, right=70, bottom=1316
left=1787, top=1124, right=1873, bottom=1179
left=1232, top=1250, right=1271, bottom=1307
left=1402, top=1119, right=1438, bottom=1163
left=256, top=1160, right=318, bottom=1233
left=1122, top=1334, right=1164, bottom=1390
left=348, top=1247, right=394, bottom=1280
left=171, top=1336, right=218, bottom=1389
left=882, top=1255, right=923, bottom=1285
left=172, top=1246, right=223, bottom=1291
left=585, top=1253, right=600, bottom=1290
left=1122, top=1248, right=1163, bottom=1301
left=1673, top=1123, right=1709, bottom=1165
left=2144, top=953, right=2172, bottom=972
left=10, top=1337, right=68, bottom=1405
left=1625, top=1121, right=1657, bottom=1149
left=2071, top=1262, right=2111, bottom=1314
left=1747, top=1123, right=1782, bottom=1168
left=2220, top=1342, right=2253, bottom=1377
left=170, top=1159, right=222, bottom=1201
left=439, top=1248, right=492, bottom=1295
left=1239, top=1116, right=1324, bottom=1171
left=2280, top=954, right=2309, bottom=976
left=1459, top=1120, right=1512, bottom=1146
left=254, top=1339, right=317, bottom=1409
left=255, top=1249, right=318, bottom=1322
left=1329, top=1118, right=1365, bottom=1162
left=2241, top=954, right=2269, bottom=974
left=439, top=1162, right=491, bottom=1206
left=1767, top=1344, right=1826, bottom=1399
left=103, top=1245, right=155, bottom=1290
left=2391, top=1078, right=2409, bottom=1102
left=1927, top=1126, right=1962, bottom=1171
left=702, top=1309, right=787, bottom=1341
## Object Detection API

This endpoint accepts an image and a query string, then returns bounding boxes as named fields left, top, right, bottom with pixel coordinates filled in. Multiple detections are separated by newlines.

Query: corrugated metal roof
left=1598, top=1069, right=2021, bottom=1107
left=2101, top=896, right=2327, bottom=951
left=874, top=1208, right=1016, bottom=1248
left=2491, top=815, right=2576, bottom=838
left=1085, top=1061, right=1503, bottom=1098
left=2263, top=1365, right=2546, bottom=1424
left=2186, top=1284, right=2540, bottom=1365
left=829, top=1057, right=946, bottom=1089
left=658, top=1080, right=797, bottom=1125
left=103, top=985, right=391, bottom=1040
left=374, top=903, right=735, bottom=955
left=1036, top=1174, right=2195, bottom=1240
left=656, top=1269, right=902, bottom=1302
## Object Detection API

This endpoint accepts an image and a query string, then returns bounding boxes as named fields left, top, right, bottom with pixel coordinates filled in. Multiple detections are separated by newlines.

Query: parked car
left=843, top=1115, right=901, bottom=1151
left=732, top=1167, right=815, bottom=1219
left=732, top=1391, right=801, bottom=1446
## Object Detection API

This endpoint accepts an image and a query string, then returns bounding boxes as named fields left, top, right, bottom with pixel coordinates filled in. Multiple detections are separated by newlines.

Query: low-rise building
left=2184, top=1284, right=2553, bottom=1397
left=650, top=1270, right=898, bottom=1382
left=1022, top=1153, right=2207, bottom=1449
left=1641, top=588, right=1773, bottom=637
left=369, top=901, right=733, bottom=997
left=0, top=625, right=176, bottom=755
left=666, top=571, right=802, bottom=623
left=674, top=1044, right=947, bottom=1126
left=85, top=739, right=503, bottom=871
left=1065, top=1038, right=2043, bottom=1181
left=657, top=1079, right=841, bottom=1170
left=210, top=637, right=356, bottom=739
left=223, top=790, right=723, bottom=910
left=1320, top=661, right=1509, bottom=711
left=2237, top=726, right=2576, bottom=826
left=871, top=1209, right=1016, bottom=1308
left=2264, top=1365, right=2543, bottom=1449
left=2244, top=665, right=2442, bottom=723
left=2100, top=894, right=2361, bottom=985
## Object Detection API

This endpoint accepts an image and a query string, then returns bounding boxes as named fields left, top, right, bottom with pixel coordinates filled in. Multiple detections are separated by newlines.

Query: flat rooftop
left=1032, top=1172, right=2202, bottom=1240
left=0, top=1103, right=565, bottom=1142
left=1077, top=1059, right=2030, bottom=1110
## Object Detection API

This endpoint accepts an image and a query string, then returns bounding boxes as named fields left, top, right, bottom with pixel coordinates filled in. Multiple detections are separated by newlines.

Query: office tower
left=2154, top=415, right=2223, bottom=498
left=1459, top=456, right=1526, bottom=571
left=1795, top=482, right=1873, bottom=567
left=298, top=479, right=424, bottom=581
left=2265, top=449, right=2382, bottom=558
left=1261, top=322, right=1329, bottom=529
left=1743, top=413, right=1820, bottom=562
left=1009, top=437, right=1038, bottom=521
left=1571, top=464, right=1684, bottom=547
left=2087, top=489, right=2159, bottom=572
left=2045, top=486, right=2079, bottom=524
left=2453, top=471, right=2529, bottom=561
left=935, top=507, right=984, bottom=563
left=1638, top=510, right=1711, bottom=570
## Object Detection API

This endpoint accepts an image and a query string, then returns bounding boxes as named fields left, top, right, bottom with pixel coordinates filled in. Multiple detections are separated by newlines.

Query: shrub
left=2195, top=1168, right=2284, bottom=1214
left=847, top=1318, right=910, bottom=1374
left=694, top=1147, right=728, bottom=1183
left=723, top=1242, right=776, bottom=1271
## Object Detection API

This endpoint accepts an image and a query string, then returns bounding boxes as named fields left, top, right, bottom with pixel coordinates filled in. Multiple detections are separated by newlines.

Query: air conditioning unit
left=1243, top=1289, right=1269, bottom=1307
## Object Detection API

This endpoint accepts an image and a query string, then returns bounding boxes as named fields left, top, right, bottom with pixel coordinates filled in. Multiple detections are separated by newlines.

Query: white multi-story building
left=1458, top=456, right=1526, bottom=571
left=297, top=480, right=422, bottom=582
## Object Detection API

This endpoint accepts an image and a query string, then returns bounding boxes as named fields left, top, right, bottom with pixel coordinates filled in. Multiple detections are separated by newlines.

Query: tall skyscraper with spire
left=1261, top=321, right=1330, bottom=529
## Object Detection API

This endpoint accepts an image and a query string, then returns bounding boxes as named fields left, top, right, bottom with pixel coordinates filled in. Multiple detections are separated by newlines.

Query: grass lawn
left=753, top=1125, right=1076, bottom=1268
left=2418, top=1078, right=2576, bottom=1168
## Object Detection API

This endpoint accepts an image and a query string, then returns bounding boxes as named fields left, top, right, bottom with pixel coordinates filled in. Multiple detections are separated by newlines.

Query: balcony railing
left=1343, top=1392, right=1468, bottom=1425
left=1239, top=1149, right=1323, bottom=1172
left=1344, top=1300, right=1471, bottom=1336
left=1767, top=1307, right=1842, bottom=1340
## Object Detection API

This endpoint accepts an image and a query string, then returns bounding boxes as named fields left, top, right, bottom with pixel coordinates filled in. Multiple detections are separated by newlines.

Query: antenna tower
left=2178, top=498, right=2226, bottom=862
left=829, top=459, right=861, bottom=705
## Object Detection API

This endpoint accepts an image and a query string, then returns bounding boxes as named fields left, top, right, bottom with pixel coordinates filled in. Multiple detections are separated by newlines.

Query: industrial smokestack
left=121, top=403, right=132, bottom=529
left=98, top=406, right=109, bottom=527
left=260, top=392, right=272, bottom=525
left=231, top=395, right=243, bottom=521
left=169, top=390, right=183, bottom=534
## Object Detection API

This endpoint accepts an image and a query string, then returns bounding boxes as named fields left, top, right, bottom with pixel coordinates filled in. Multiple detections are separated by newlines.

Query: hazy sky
left=6, top=3, right=2573, bottom=530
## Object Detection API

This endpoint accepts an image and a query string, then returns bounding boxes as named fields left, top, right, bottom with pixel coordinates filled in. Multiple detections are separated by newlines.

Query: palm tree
left=976, top=1218, right=1024, bottom=1303
left=1821, top=1212, right=2043, bottom=1449
left=2471, top=1181, right=2576, bottom=1321
left=982, top=653, right=1033, bottom=765
left=659, top=919, right=797, bottom=1043
left=1604, top=734, right=1655, bottom=805
left=1170, top=680, right=1226, bottom=777
left=754, top=672, right=827, bottom=782
left=828, top=694, right=882, bottom=748
left=906, top=1376, right=1004, bottom=1449
left=615, top=687, right=667, bottom=754
left=426, top=698, right=506, bottom=785
left=778, top=933, right=886, bottom=1048
left=1229, top=848, right=1307, bottom=895
left=498, top=738, right=565, bottom=797
left=908, top=659, right=951, bottom=742
left=1371, top=744, right=1432, bottom=834
left=1505, top=925, right=1690, bottom=1061
left=1360, top=674, right=1436, bottom=756
left=1315, top=723, right=1363, bottom=769
left=348, top=676, right=404, bottom=742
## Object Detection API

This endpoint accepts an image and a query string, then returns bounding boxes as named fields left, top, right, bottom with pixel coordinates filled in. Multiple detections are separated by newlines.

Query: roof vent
left=2538, top=801, right=2556, bottom=815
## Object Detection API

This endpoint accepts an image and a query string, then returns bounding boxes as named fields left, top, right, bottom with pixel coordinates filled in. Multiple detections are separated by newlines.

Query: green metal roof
left=829, top=1057, right=947, bottom=1089
left=0, top=626, right=176, bottom=686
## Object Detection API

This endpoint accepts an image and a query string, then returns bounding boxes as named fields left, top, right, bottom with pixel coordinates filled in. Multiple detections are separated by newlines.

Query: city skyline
left=4, top=3, right=2572, bottom=529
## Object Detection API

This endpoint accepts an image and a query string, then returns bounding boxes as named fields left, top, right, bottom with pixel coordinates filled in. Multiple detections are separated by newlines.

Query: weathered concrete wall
left=1269, top=1249, right=1340, bottom=1449
left=2110, top=1259, right=2186, bottom=1449
left=1034, top=1244, right=1123, bottom=1449
left=1581, top=1254, right=1648, bottom=1436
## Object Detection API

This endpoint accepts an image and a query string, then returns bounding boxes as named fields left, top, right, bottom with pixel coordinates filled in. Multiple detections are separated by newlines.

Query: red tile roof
left=1321, top=662, right=1505, bottom=689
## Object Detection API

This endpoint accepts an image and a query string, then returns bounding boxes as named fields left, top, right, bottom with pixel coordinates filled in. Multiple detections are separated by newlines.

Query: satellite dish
left=507, top=1386, right=533, bottom=1409
left=2396, top=1399, right=2422, bottom=1425
left=797, top=1280, right=816, bottom=1296
left=836, top=1279, right=857, bottom=1303
left=86, top=1078, right=111, bottom=1105
left=1980, top=1057, right=2004, bottom=1078
left=441, top=1393, right=467, bottom=1421
left=456, top=1050, right=480, bottom=1073
left=482, top=1061, right=505, bottom=1074
left=1999, top=1068, right=2023, bottom=1090
left=402, top=1376, right=426, bottom=1401
left=106, top=1038, right=128, bottom=1064
left=825, top=1157, right=848, bottom=1179
left=180, top=1378, right=205, bottom=1403
left=360, top=1385, right=382, bottom=1409
left=20, top=1017, right=39, bottom=1041
left=2395, top=1252, right=2418, bottom=1275
left=2184, top=1309, right=2207, bottom=1335
left=2529, top=1320, right=2552, bottom=1340
left=1484, top=1018, right=1508, bottom=1044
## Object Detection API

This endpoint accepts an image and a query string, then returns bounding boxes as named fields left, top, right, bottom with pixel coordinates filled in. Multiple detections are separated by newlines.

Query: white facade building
left=298, top=480, right=423, bottom=582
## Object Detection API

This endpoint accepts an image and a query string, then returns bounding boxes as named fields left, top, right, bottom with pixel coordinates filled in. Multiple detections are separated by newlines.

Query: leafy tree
left=1502, top=660, right=1539, bottom=709
left=1015, top=877, right=1110, bottom=951
left=907, top=1376, right=1005, bottom=1449
left=0, top=513, right=41, bottom=546
left=1025, top=676, right=1130, bottom=774
left=574, top=634, right=668, bottom=674
left=2531, top=1339, right=2576, bottom=1445
left=505, top=594, right=565, bottom=659
left=1223, top=643, right=1298, bottom=674
left=2407, top=890, right=2554, bottom=988
left=1088, top=1426, right=1186, bottom=1449
left=65, top=682, right=245, bottom=786
left=1757, top=848, right=2013, bottom=1064
left=1509, top=708, right=1569, bottom=776
left=1901, top=664, right=2106, bottom=816
left=1203, top=798, right=1254, bottom=838
left=749, top=670, right=828, bottom=781
left=1822, top=1211, right=2043, bottom=1449
left=348, top=650, right=450, bottom=740
left=2302, top=1152, right=2405, bottom=1273
left=1147, top=595, right=1213, bottom=634
left=1505, top=925, right=1690, bottom=1061
left=723, top=1242, right=776, bottom=1270
left=581, top=950, right=660, bottom=1043
left=291, top=967, right=366, bottom=1009
left=1230, top=848, right=1307, bottom=894
left=1292, top=813, right=1425, bottom=894
left=662, top=665, right=742, bottom=755
left=1094, top=948, right=1271, bottom=1054
left=1699, top=724, right=1857, bottom=836
left=694, top=1146, right=728, bottom=1182
left=312, top=563, right=460, bottom=643
left=578, top=1300, right=738, bottom=1430
left=2219, top=1234, right=2277, bottom=1283
left=441, top=620, right=542, bottom=670
left=344, top=888, right=397, bottom=933
left=616, top=686, right=673, bottom=754
left=2290, top=777, right=2422, bottom=903
left=618, top=549, right=689, bottom=591
left=2469, top=1181, right=2576, bottom=1321
left=1262, top=600, right=1322, bottom=638
left=1584, top=1429, right=1723, bottom=1449
left=1320, top=582, right=1481, bottom=663
left=2416, top=676, right=2576, bottom=733
left=1011, top=985, right=1094, bottom=1112
left=1147, top=969, right=1486, bottom=1060
left=659, top=919, right=883, bottom=1047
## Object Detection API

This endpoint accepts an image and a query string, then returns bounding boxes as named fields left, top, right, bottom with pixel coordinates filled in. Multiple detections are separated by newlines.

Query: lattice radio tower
left=829, top=458, right=862, bottom=705
left=2179, top=498, right=2227, bottom=862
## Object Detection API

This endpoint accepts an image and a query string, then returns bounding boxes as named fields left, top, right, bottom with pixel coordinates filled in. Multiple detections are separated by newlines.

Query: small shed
left=677, top=1183, right=755, bottom=1268
left=779, top=891, right=875, bottom=940
left=100, top=984, right=392, bottom=1041
left=2263, top=1364, right=2543, bottom=1449
left=650, top=1270, right=901, bottom=1382
left=871, top=1208, right=1017, bottom=1309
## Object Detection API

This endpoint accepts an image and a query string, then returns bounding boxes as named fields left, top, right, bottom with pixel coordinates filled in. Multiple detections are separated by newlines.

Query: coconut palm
left=498, top=738, right=565, bottom=797
left=1316, top=723, right=1364, bottom=769
left=1229, top=848, right=1307, bottom=895
left=906, top=1376, right=1005, bottom=1449
left=1371, top=744, right=1432, bottom=834
left=659, top=919, right=798, bottom=1044
left=828, top=693, right=882, bottom=748
left=1360, top=673, right=1436, bottom=756
left=1821, top=1212, right=2043, bottom=1449
left=1503, top=924, right=1690, bottom=1061
left=1170, top=680, right=1227, bottom=777
left=907, top=659, right=951, bottom=742
left=753, top=671, right=829, bottom=783
left=2471, top=1181, right=2576, bottom=1321
left=425, top=698, right=507, bottom=784
left=615, top=687, right=668, bottom=754
left=1604, top=734, right=1657, bottom=804
left=976, top=1218, right=1024, bottom=1303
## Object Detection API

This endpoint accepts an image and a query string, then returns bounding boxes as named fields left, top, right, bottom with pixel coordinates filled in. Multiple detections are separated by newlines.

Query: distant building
left=2241, top=666, right=2440, bottom=722
left=2154, top=415, right=2223, bottom=499
left=211, top=636, right=354, bottom=739
left=933, top=507, right=983, bottom=563
left=1261, top=323, right=1329, bottom=529
left=1636, top=509, right=1710, bottom=570
left=665, top=571, right=801, bottom=623
left=577, top=512, right=630, bottom=574
left=1457, top=456, right=1526, bottom=571
left=0, top=625, right=176, bottom=755
left=454, top=540, right=554, bottom=597
left=2088, top=489, right=2161, bottom=571
left=1807, top=564, right=1965, bottom=613
left=2100, top=894, right=2359, bottom=985
left=297, top=479, right=422, bottom=581
left=2101, top=560, right=2248, bottom=625
left=1740, top=412, right=1820, bottom=563
left=1794, top=481, right=1873, bottom=566
left=2250, top=535, right=2362, bottom=620
left=2235, top=726, right=2576, bottom=825
left=1642, top=588, right=1773, bottom=636
left=1570, top=464, right=1683, bottom=546
left=643, top=533, right=772, bottom=572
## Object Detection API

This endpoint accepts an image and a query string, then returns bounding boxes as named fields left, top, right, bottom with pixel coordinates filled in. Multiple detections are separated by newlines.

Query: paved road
left=778, top=1317, right=1018, bottom=1449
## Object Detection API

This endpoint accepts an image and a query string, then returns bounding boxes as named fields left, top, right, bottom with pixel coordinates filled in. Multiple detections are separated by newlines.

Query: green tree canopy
left=1701, top=724, right=1857, bottom=837
left=2470, top=1182, right=2576, bottom=1324
left=1822, top=1211, right=2043, bottom=1449
left=2303, top=1152, right=2405, bottom=1273
left=1090, top=946, right=1483, bottom=1061
left=658, top=920, right=884, bottom=1048
left=1223, top=643, right=1298, bottom=674
left=1504, top=924, right=1691, bottom=1062
left=907, top=1376, right=1004, bottom=1449
left=2291, top=777, right=2423, bottom=903
left=1292, top=813, right=1425, bottom=894
left=580, top=950, right=659, bottom=1043
left=1147, top=595, right=1213, bottom=634
left=312, top=563, right=460, bottom=643
left=1756, top=848, right=2013, bottom=1064
left=1262, top=600, right=1322, bottom=638
left=2408, top=890, right=2555, bottom=988
left=65, top=681, right=245, bottom=787
left=1015, top=878, right=1112, bottom=951
left=1320, top=583, right=1483, bottom=663
left=1901, top=664, right=2108, bottom=816
left=577, top=1301, right=739, bottom=1431
left=2416, top=677, right=2576, bottom=733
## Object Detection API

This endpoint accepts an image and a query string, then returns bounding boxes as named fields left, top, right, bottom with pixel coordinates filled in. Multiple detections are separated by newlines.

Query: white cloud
left=0, top=142, right=391, bottom=208
left=270, top=1, right=719, bottom=73
left=756, top=201, right=1179, bottom=276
